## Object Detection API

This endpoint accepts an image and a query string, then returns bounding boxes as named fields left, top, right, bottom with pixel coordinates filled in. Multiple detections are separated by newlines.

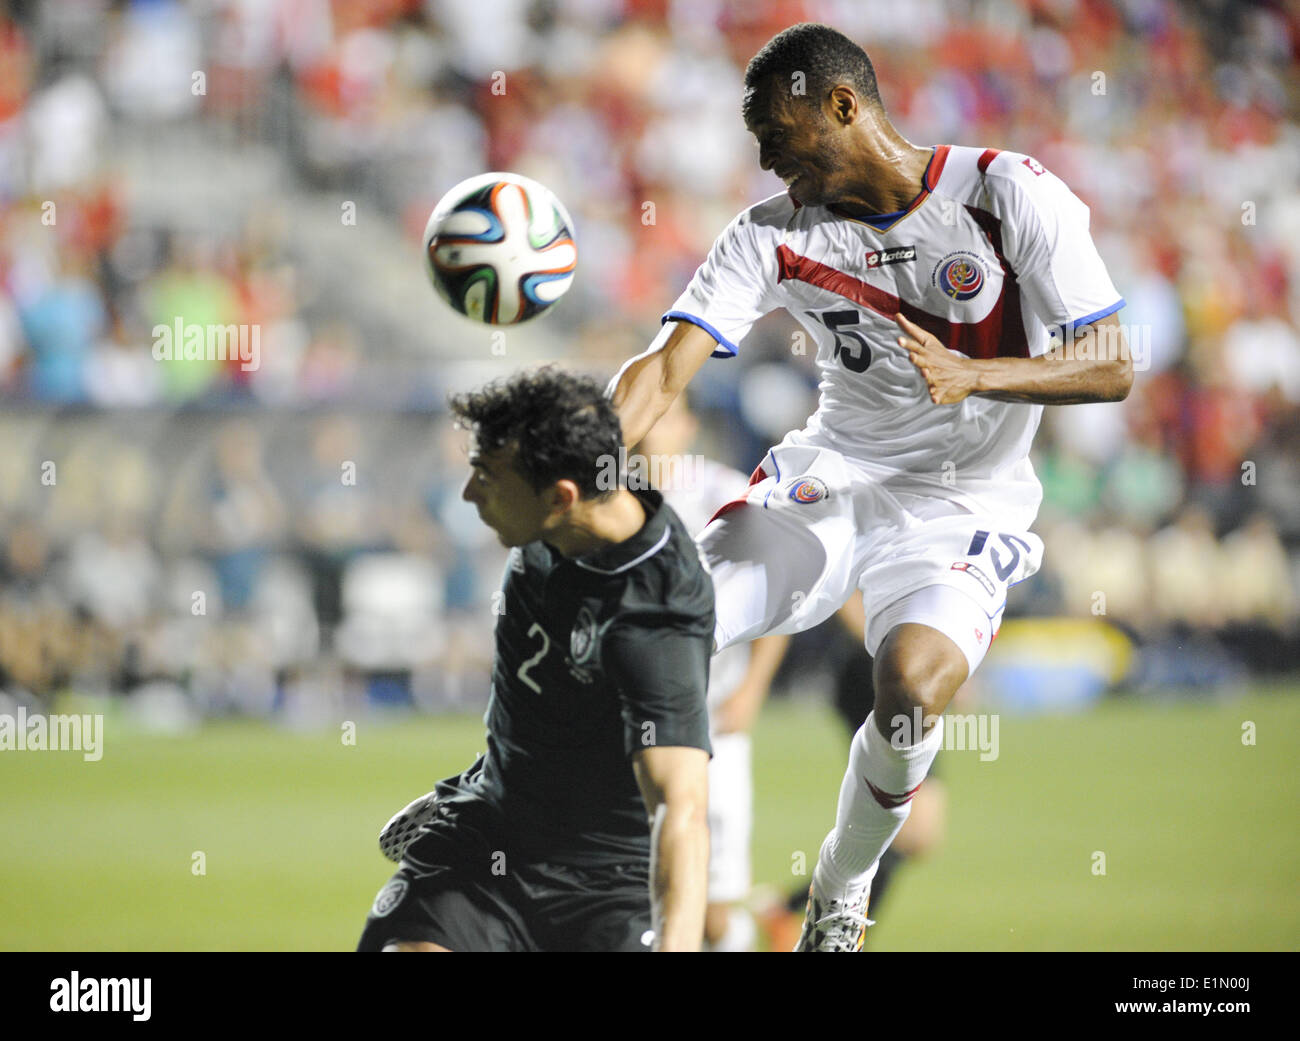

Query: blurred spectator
left=1149, top=506, right=1228, bottom=631
left=16, top=249, right=105, bottom=402
left=293, top=415, right=379, bottom=632
left=199, top=422, right=288, bottom=612
left=1220, top=513, right=1296, bottom=630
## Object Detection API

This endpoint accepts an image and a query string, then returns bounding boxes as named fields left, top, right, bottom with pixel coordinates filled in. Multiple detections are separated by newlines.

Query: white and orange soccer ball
left=423, top=172, right=577, bottom=325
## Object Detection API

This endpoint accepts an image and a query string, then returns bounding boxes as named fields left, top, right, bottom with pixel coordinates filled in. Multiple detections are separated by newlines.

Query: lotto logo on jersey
left=865, top=245, right=916, bottom=268
left=1022, top=156, right=1046, bottom=176
left=932, top=251, right=986, bottom=301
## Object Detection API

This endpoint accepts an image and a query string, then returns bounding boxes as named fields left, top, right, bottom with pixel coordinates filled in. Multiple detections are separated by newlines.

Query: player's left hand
left=896, top=313, right=978, bottom=405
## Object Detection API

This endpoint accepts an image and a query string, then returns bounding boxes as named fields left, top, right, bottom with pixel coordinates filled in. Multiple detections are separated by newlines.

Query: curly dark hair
left=448, top=366, right=623, bottom=500
left=743, top=22, right=882, bottom=119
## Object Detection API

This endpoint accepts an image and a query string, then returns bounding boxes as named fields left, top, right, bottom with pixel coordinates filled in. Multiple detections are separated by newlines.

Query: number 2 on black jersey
left=517, top=622, right=550, bottom=694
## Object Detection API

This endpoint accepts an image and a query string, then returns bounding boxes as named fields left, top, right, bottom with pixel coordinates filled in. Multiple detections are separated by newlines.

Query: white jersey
left=658, top=456, right=752, bottom=708
left=666, top=145, right=1124, bottom=530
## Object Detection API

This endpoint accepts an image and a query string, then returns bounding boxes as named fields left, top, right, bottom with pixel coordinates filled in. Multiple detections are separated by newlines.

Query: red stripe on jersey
left=775, top=243, right=1029, bottom=359
left=705, top=465, right=768, bottom=526
left=977, top=148, right=1001, bottom=173
left=963, top=205, right=1030, bottom=358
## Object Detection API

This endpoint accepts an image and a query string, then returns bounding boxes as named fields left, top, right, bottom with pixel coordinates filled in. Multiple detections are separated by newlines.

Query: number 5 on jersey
left=817, top=310, right=872, bottom=373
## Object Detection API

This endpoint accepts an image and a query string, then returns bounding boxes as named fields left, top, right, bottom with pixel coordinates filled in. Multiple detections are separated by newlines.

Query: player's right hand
left=897, top=313, right=978, bottom=405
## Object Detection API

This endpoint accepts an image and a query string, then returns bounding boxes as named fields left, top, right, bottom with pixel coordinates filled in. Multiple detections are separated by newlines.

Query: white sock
left=812, top=710, right=944, bottom=901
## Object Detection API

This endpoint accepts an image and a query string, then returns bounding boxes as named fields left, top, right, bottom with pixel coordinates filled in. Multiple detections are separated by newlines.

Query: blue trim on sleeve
left=661, top=310, right=738, bottom=358
left=1069, top=298, right=1125, bottom=330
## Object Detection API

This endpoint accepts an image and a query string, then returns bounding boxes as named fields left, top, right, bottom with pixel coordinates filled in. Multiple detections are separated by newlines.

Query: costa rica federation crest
left=787, top=476, right=828, bottom=504
left=932, top=250, right=986, bottom=301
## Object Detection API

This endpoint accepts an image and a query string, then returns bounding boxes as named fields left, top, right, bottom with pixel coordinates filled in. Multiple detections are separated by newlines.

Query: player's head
left=742, top=23, right=884, bottom=206
left=450, top=366, right=623, bottom=547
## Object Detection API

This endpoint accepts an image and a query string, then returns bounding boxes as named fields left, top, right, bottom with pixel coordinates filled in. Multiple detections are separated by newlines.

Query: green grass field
left=3, top=685, right=1298, bottom=951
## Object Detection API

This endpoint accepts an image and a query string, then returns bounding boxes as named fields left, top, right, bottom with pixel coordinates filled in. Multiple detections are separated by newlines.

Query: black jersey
left=435, top=488, right=714, bottom=867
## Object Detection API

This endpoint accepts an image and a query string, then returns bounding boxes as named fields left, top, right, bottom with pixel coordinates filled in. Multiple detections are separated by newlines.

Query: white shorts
left=706, top=731, right=752, bottom=903
left=699, top=438, right=1043, bottom=675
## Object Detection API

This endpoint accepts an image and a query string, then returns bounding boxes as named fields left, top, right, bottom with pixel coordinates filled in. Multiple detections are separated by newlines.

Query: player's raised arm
left=632, top=744, right=710, bottom=952
left=607, top=321, right=720, bottom=448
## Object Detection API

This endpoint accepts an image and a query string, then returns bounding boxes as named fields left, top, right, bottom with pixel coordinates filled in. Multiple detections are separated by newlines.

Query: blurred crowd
left=0, top=408, right=509, bottom=720
left=0, top=0, right=1297, bottom=713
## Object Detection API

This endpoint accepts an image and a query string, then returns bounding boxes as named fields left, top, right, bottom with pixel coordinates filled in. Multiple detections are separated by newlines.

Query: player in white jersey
left=636, top=395, right=789, bottom=951
left=609, top=23, right=1133, bottom=951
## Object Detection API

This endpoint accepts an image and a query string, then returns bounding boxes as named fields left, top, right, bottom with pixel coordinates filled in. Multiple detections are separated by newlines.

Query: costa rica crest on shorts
left=932, top=250, right=986, bottom=301
left=570, top=606, right=598, bottom=664
left=788, top=476, right=828, bottom=504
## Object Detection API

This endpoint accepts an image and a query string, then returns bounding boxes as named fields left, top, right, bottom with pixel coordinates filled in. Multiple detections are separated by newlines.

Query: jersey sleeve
left=663, top=203, right=781, bottom=358
left=603, top=615, right=713, bottom=759
left=985, top=155, right=1124, bottom=349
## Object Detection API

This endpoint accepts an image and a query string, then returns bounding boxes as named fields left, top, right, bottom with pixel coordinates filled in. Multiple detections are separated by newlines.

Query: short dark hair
left=448, top=366, right=623, bottom=500
left=743, top=22, right=882, bottom=119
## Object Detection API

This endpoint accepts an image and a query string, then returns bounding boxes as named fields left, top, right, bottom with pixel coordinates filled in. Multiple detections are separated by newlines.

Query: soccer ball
left=423, top=172, right=577, bottom=325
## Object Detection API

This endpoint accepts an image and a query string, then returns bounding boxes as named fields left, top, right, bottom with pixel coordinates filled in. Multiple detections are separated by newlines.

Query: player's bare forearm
left=970, top=353, right=1131, bottom=403
left=648, top=798, right=709, bottom=951
left=633, top=745, right=710, bottom=951
left=897, top=313, right=1133, bottom=406
left=608, top=321, right=719, bottom=446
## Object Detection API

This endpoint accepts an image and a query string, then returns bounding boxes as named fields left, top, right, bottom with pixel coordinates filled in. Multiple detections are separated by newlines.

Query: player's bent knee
left=872, top=625, right=969, bottom=727
left=382, top=940, right=452, bottom=952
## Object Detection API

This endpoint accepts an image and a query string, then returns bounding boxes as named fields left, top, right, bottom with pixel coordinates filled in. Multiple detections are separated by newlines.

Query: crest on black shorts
left=372, top=878, right=408, bottom=918
left=570, top=606, right=597, bottom=664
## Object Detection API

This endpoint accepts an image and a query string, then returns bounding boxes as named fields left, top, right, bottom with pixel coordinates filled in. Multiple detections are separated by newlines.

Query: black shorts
left=356, top=805, right=653, bottom=952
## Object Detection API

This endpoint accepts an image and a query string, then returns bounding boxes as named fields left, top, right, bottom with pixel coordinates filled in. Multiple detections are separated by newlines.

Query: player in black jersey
left=357, top=367, right=714, bottom=952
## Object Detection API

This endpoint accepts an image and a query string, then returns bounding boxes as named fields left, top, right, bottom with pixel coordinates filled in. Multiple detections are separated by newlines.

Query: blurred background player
left=637, top=393, right=789, bottom=952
